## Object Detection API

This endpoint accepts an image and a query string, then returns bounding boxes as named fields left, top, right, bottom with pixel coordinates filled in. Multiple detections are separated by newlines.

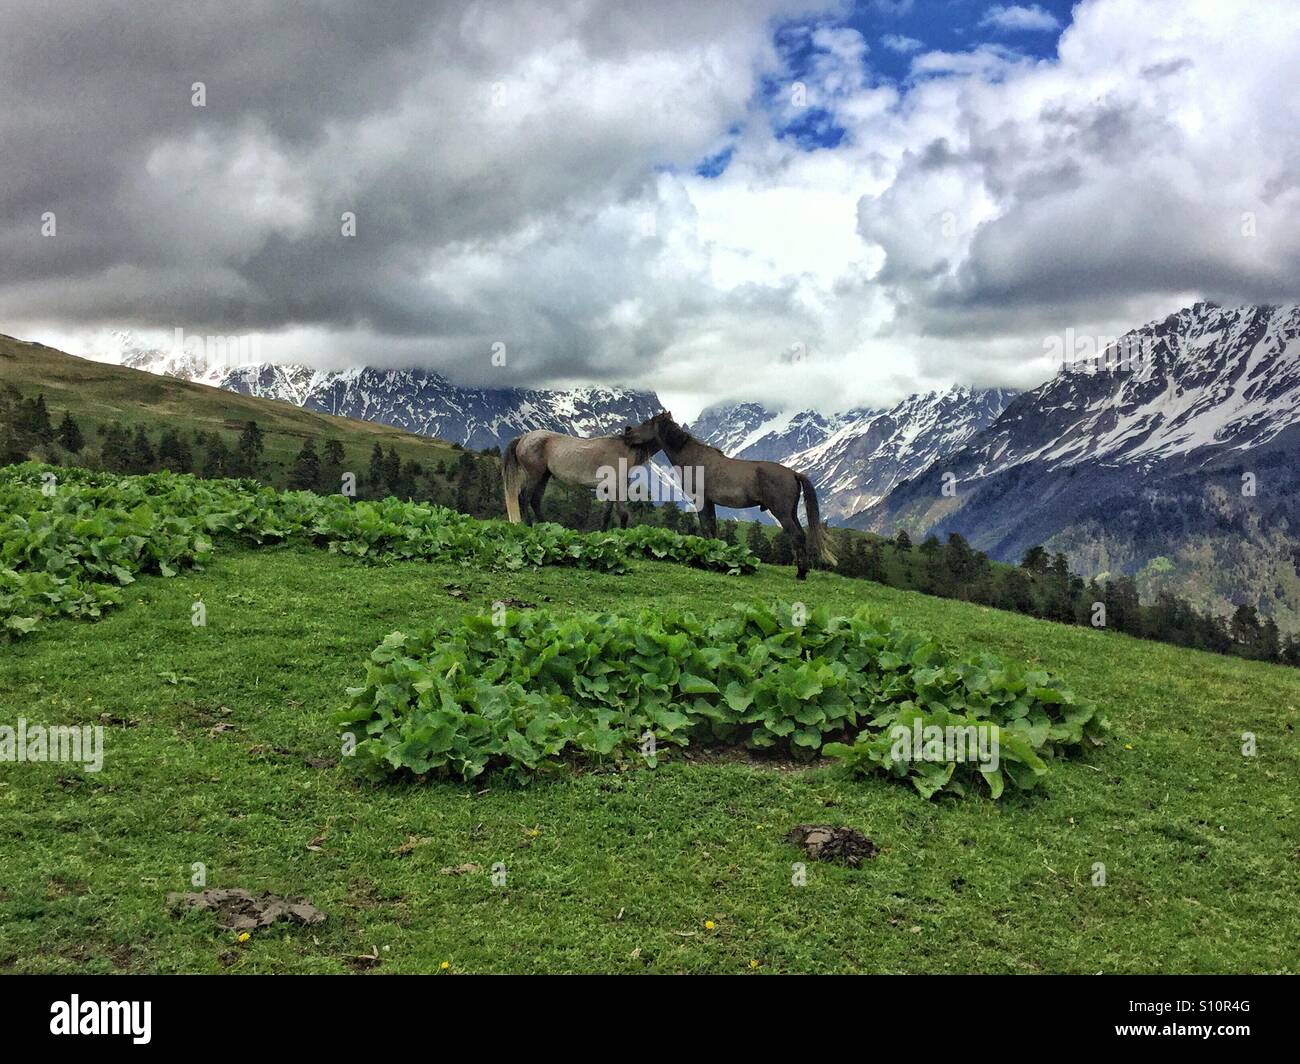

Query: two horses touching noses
left=502, top=411, right=836, bottom=580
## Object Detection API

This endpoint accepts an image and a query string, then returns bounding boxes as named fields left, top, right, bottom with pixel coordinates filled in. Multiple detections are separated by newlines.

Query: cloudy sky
left=3, top=0, right=1298, bottom=417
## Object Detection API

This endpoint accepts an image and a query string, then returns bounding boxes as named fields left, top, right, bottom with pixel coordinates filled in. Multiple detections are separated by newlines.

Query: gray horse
left=624, top=411, right=836, bottom=579
left=502, top=429, right=661, bottom=528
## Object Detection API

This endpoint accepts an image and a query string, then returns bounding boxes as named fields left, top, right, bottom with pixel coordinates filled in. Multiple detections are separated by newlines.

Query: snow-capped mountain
left=930, top=302, right=1300, bottom=479
left=112, top=345, right=663, bottom=451
left=101, top=329, right=231, bottom=387
left=112, top=330, right=1015, bottom=514
left=784, top=387, right=1017, bottom=520
left=853, top=303, right=1300, bottom=625
left=687, top=404, right=855, bottom=463
left=692, top=387, right=1015, bottom=520
left=221, top=365, right=662, bottom=451
left=856, top=303, right=1300, bottom=521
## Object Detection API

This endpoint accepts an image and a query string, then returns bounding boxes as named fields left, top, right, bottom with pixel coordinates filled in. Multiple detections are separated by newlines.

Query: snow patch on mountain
left=107, top=345, right=664, bottom=451
left=941, top=303, right=1300, bottom=483
left=693, top=387, right=1016, bottom=520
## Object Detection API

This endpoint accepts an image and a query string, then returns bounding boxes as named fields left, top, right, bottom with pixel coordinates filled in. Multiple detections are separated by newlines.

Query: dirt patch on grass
left=46, top=876, right=89, bottom=899
left=172, top=700, right=234, bottom=731
left=787, top=824, right=879, bottom=867
left=680, top=745, right=820, bottom=773
left=247, top=743, right=337, bottom=769
left=345, top=876, right=387, bottom=909
left=167, top=888, right=326, bottom=933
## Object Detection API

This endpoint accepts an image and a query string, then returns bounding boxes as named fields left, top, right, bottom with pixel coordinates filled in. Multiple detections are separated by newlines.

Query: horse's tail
left=797, top=472, right=837, bottom=567
left=502, top=436, right=524, bottom=523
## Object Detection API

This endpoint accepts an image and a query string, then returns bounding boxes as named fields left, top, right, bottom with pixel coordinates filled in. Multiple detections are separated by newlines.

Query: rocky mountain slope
left=691, top=387, right=1015, bottom=520
left=851, top=303, right=1300, bottom=625
left=218, top=364, right=662, bottom=452
left=108, top=334, right=661, bottom=452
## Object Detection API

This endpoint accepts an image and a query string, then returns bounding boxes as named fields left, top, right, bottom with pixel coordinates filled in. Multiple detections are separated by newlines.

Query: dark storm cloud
left=0, top=0, right=826, bottom=382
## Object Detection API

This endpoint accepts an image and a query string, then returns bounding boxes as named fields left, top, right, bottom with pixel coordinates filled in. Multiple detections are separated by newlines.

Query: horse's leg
left=599, top=500, right=613, bottom=531
left=519, top=480, right=535, bottom=525
left=778, top=496, right=809, bottom=580
left=529, top=471, right=551, bottom=524
left=617, top=501, right=630, bottom=529
left=698, top=499, right=717, bottom=539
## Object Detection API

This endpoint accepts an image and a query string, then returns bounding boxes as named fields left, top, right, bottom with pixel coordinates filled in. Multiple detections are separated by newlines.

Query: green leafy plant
left=337, top=602, right=1108, bottom=798
left=0, top=463, right=757, bottom=638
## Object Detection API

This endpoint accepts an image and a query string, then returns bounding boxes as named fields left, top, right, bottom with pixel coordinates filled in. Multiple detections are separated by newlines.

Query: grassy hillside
left=2, top=527, right=1297, bottom=973
left=0, top=332, right=461, bottom=483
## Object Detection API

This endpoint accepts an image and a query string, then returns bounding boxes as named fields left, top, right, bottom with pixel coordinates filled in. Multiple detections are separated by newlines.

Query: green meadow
left=3, top=537, right=1297, bottom=973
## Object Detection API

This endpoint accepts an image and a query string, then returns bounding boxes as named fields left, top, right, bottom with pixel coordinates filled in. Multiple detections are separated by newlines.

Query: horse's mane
left=674, top=422, right=731, bottom=460
left=604, top=430, right=659, bottom=466
left=629, top=440, right=659, bottom=465
left=661, top=418, right=722, bottom=455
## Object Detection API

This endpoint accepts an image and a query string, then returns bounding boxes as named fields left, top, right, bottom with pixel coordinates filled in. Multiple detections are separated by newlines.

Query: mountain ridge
left=690, top=385, right=1017, bottom=520
left=851, top=302, right=1300, bottom=627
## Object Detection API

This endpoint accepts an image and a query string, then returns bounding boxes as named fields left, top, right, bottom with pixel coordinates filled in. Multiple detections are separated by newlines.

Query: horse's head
left=623, top=410, right=673, bottom=447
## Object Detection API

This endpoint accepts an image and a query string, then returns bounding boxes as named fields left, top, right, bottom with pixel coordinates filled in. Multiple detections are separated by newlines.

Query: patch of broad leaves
left=0, top=463, right=757, bottom=639
left=337, top=602, right=1109, bottom=799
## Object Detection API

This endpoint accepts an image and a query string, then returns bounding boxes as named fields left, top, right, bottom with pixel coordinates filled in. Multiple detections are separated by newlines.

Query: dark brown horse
left=502, top=429, right=661, bottom=528
left=625, top=411, right=836, bottom=579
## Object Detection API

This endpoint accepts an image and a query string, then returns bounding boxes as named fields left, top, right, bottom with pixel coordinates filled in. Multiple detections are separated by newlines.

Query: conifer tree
left=367, top=442, right=385, bottom=495
left=453, top=451, right=478, bottom=514
left=130, top=424, right=155, bottom=473
left=382, top=447, right=401, bottom=493
left=101, top=424, right=132, bottom=471
left=202, top=435, right=231, bottom=479
left=288, top=438, right=322, bottom=491
left=744, top=521, right=772, bottom=563
left=157, top=428, right=193, bottom=472
left=864, top=541, right=886, bottom=583
left=1021, top=545, right=1049, bottom=573
left=771, top=530, right=794, bottom=565
left=234, top=420, right=264, bottom=477
left=56, top=411, right=84, bottom=453
left=26, top=394, right=54, bottom=441
left=320, top=439, right=346, bottom=494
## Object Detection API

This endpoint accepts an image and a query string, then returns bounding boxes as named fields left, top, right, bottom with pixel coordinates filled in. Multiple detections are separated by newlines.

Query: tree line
left=827, top=527, right=1300, bottom=667
left=0, top=386, right=506, bottom=517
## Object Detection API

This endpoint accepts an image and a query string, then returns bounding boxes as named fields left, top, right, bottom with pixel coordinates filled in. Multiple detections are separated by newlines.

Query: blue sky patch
left=694, top=0, right=1074, bottom=172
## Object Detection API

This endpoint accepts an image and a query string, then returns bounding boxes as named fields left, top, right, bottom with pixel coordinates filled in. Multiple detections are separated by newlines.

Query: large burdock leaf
left=679, top=673, right=719, bottom=695
left=722, top=681, right=753, bottom=713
